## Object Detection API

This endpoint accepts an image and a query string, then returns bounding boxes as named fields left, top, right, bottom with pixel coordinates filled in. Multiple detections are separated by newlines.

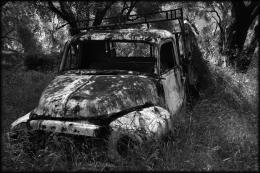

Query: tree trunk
left=225, top=1, right=259, bottom=68
left=93, top=10, right=107, bottom=26
left=226, top=1, right=259, bottom=52
left=246, top=42, right=258, bottom=80
left=227, top=18, right=252, bottom=51
left=92, top=2, right=114, bottom=26
left=68, top=21, right=79, bottom=36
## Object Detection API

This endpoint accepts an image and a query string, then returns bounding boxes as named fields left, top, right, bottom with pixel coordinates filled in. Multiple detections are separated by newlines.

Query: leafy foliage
left=24, top=53, right=60, bottom=71
left=1, top=2, right=40, bottom=53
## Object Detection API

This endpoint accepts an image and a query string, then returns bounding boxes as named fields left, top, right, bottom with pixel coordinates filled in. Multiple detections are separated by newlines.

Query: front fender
left=110, top=106, right=173, bottom=139
left=10, top=112, right=31, bottom=130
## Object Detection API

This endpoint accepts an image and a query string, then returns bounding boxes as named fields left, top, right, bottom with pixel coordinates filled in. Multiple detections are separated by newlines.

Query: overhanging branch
left=48, top=1, right=70, bottom=22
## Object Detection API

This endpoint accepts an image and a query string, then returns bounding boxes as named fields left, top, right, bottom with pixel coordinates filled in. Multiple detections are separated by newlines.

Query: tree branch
left=248, top=1, right=260, bottom=13
left=212, top=15, right=220, bottom=26
left=117, top=1, right=138, bottom=22
left=126, top=1, right=137, bottom=16
left=205, top=9, right=221, bottom=24
left=93, top=1, right=115, bottom=26
left=213, top=22, right=218, bottom=36
left=59, top=1, right=74, bottom=21
left=219, top=2, right=225, bottom=11
left=120, top=1, right=128, bottom=15
left=48, top=1, right=70, bottom=22
left=1, top=36, right=22, bottom=44
left=2, top=27, right=15, bottom=38
left=184, top=17, right=199, bottom=35
left=48, top=1, right=79, bottom=35
left=196, top=5, right=222, bottom=23
left=250, top=4, right=259, bottom=20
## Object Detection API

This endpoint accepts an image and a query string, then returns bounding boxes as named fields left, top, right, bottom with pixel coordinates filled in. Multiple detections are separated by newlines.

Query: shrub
left=24, top=53, right=60, bottom=71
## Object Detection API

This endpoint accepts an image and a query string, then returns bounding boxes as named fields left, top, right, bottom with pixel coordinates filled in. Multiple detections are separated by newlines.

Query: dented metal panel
left=32, top=71, right=161, bottom=118
left=29, top=120, right=99, bottom=136
left=161, top=69, right=184, bottom=115
left=110, top=106, right=172, bottom=138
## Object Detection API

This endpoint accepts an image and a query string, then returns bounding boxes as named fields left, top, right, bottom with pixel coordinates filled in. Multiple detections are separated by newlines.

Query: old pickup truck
left=10, top=8, right=192, bottom=159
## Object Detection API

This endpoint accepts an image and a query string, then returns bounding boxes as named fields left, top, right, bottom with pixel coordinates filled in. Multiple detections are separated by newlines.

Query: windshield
left=62, top=40, right=156, bottom=74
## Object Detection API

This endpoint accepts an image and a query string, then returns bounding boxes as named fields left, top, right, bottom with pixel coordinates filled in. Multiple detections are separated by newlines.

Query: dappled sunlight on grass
left=189, top=94, right=258, bottom=171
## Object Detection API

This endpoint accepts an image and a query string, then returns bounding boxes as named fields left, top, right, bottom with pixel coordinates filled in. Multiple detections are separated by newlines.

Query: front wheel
left=107, top=130, right=142, bottom=162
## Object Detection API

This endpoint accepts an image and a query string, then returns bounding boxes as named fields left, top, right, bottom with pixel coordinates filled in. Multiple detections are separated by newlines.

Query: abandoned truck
left=10, top=8, right=192, bottom=158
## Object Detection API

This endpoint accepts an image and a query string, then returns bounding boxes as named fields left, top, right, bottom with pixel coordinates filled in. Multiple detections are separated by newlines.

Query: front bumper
left=11, top=112, right=101, bottom=137
left=29, top=120, right=100, bottom=137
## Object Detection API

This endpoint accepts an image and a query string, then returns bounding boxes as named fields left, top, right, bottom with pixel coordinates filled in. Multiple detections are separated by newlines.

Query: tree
left=1, top=2, right=43, bottom=54
left=175, top=1, right=258, bottom=70
left=197, top=2, right=232, bottom=54
left=227, top=1, right=259, bottom=52
left=47, top=1, right=117, bottom=35
left=48, top=1, right=80, bottom=35
left=47, top=1, right=166, bottom=36
left=135, top=1, right=170, bottom=30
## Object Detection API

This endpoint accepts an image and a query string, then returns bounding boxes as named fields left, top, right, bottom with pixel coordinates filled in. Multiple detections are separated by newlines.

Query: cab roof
left=70, top=28, right=174, bottom=44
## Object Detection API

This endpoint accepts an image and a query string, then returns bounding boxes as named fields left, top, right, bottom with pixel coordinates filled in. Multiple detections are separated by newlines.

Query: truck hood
left=32, top=71, right=161, bottom=118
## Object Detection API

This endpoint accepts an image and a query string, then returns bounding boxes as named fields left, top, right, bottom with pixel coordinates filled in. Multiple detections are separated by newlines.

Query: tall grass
left=1, top=68, right=258, bottom=171
left=1, top=69, right=56, bottom=130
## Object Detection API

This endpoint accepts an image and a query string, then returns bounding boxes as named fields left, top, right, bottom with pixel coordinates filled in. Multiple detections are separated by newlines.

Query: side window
left=64, top=44, right=79, bottom=70
left=160, top=42, right=176, bottom=73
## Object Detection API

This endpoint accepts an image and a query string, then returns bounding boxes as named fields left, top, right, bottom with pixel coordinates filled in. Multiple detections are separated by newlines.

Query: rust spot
left=153, top=107, right=160, bottom=114
left=50, top=126, right=56, bottom=130
left=73, top=129, right=80, bottom=133
left=61, top=127, right=67, bottom=132
left=72, top=104, right=80, bottom=114
left=41, top=125, right=46, bottom=129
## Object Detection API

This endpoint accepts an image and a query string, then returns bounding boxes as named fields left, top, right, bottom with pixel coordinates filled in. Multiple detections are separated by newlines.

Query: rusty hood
left=32, top=70, right=161, bottom=119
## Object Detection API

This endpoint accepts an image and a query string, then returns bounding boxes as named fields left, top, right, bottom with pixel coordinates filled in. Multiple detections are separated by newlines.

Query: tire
left=107, top=130, right=142, bottom=162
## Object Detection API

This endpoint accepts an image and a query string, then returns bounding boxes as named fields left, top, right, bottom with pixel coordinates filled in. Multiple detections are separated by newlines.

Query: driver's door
left=159, top=40, right=185, bottom=115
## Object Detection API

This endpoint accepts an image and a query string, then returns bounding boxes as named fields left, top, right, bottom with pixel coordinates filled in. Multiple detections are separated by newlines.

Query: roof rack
left=70, top=8, right=188, bottom=61
left=76, top=8, right=184, bottom=31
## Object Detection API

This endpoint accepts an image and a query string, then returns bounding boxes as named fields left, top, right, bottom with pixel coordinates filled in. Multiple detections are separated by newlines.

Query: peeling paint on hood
left=32, top=70, right=161, bottom=119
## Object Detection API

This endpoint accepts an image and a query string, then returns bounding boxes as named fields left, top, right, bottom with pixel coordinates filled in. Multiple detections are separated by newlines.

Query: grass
left=209, top=63, right=258, bottom=113
left=1, top=69, right=56, bottom=131
left=1, top=68, right=258, bottom=171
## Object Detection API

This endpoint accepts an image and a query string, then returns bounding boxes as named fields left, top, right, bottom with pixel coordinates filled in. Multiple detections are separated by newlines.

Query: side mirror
left=156, top=76, right=166, bottom=83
